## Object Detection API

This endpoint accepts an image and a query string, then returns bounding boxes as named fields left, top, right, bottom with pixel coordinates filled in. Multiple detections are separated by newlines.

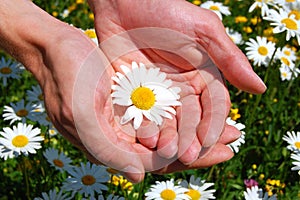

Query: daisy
left=248, top=0, right=275, bottom=16
left=245, top=36, right=276, bottom=67
left=33, top=189, right=72, bottom=200
left=200, top=1, right=231, bottom=20
left=244, top=186, right=277, bottom=200
left=225, top=27, right=244, bottom=45
left=62, top=162, right=110, bottom=197
left=0, top=57, right=23, bottom=86
left=111, top=62, right=181, bottom=129
left=279, top=65, right=293, bottom=80
left=145, top=179, right=190, bottom=200
left=291, top=153, right=300, bottom=171
left=48, top=126, right=59, bottom=137
left=282, top=131, right=300, bottom=153
left=2, top=99, right=38, bottom=124
left=226, top=117, right=246, bottom=153
left=0, top=144, right=15, bottom=160
left=264, top=8, right=300, bottom=44
left=0, top=123, right=44, bottom=159
left=275, top=46, right=297, bottom=63
left=43, top=148, right=73, bottom=172
left=26, top=85, right=44, bottom=104
left=179, top=175, right=216, bottom=200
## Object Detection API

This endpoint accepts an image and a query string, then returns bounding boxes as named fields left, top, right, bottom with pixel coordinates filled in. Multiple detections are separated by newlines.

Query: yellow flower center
left=53, top=159, right=64, bottom=168
left=258, top=46, right=268, bottom=56
left=131, top=87, right=155, bottom=110
left=185, top=189, right=201, bottom=200
left=160, top=189, right=176, bottom=200
left=38, top=94, right=44, bottom=101
left=282, top=72, right=288, bottom=77
left=84, top=29, right=97, bottom=39
left=16, top=109, right=28, bottom=117
left=81, top=175, right=96, bottom=185
left=289, top=10, right=300, bottom=20
left=295, top=141, right=300, bottom=149
left=281, top=57, right=290, bottom=66
left=209, top=5, right=220, bottom=11
left=286, top=0, right=295, bottom=2
left=283, top=50, right=291, bottom=56
left=12, top=135, right=29, bottom=148
left=0, top=67, right=12, bottom=74
left=281, top=18, right=298, bottom=30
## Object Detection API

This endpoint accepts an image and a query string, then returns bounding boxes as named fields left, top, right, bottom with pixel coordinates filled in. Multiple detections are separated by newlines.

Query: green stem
left=21, top=157, right=31, bottom=200
left=207, top=165, right=216, bottom=181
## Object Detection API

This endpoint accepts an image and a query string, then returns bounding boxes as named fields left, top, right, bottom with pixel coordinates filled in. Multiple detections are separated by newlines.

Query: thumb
left=194, top=11, right=266, bottom=94
left=72, top=48, right=144, bottom=183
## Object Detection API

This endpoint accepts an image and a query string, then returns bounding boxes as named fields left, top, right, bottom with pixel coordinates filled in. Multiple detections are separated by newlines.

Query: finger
left=72, top=48, right=145, bottom=183
left=136, top=121, right=159, bottom=148
left=155, top=143, right=234, bottom=174
left=197, top=63, right=231, bottom=149
left=177, top=95, right=202, bottom=164
left=194, top=10, right=266, bottom=94
left=157, top=117, right=179, bottom=159
left=219, top=124, right=241, bottom=144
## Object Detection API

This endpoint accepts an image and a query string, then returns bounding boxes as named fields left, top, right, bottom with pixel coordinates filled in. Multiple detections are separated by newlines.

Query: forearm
left=0, top=0, right=69, bottom=78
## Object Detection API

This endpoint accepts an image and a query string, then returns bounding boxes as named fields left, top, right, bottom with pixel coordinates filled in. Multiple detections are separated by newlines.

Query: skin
left=0, top=0, right=266, bottom=183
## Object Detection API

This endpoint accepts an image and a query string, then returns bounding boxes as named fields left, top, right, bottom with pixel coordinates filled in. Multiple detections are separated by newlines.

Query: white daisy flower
left=279, top=65, right=293, bottom=80
left=179, top=175, right=216, bottom=200
left=48, top=126, right=59, bottom=137
left=244, top=186, right=277, bottom=200
left=248, top=0, right=275, bottom=16
left=82, top=28, right=98, bottom=45
left=291, top=153, right=300, bottom=171
left=2, top=99, right=38, bottom=125
left=60, top=9, right=70, bottom=19
left=245, top=36, right=276, bottom=67
left=225, top=27, right=244, bottom=45
left=63, top=162, right=110, bottom=197
left=200, top=1, right=231, bottom=20
left=0, top=57, right=23, bottom=86
left=275, top=46, right=297, bottom=64
left=34, top=189, right=72, bottom=200
left=43, top=148, right=73, bottom=172
left=111, top=62, right=181, bottom=129
left=282, top=131, right=300, bottom=153
left=264, top=8, right=300, bottom=44
left=0, top=123, right=44, bottom=159
left=274, top=0, right=300, bottom=11
left=26, top=85, right=44, bottom=104
left=226, top=117, right=246, bottom=153
left=145, top=179, right=190, bottom=200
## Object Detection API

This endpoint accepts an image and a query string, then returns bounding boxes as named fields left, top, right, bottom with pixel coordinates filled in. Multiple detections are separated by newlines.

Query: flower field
left=0, top=0, right=299, bottom=199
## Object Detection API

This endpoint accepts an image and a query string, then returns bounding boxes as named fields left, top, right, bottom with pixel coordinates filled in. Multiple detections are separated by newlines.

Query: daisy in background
left=145, top=179, right=190, bottom=200
left=0, top=123, right=44, bottom=160
left=226, top=117, right=246, bottom=153
left=290, top=153, right=300, bottom=172
left=82, top=28, right=98, bottom=45
left=43, top=148, right=73, bottom=172
left=244, top=186, right=277, bottom=200
left=62, top=162, right=110, bottom=198
left=179, top=175, right=216, bottom=200
left=264, top=8, right=300, bottom=44
left=200, top=1, right=231, bottom=20
left=111, top=62, right=181, bottom=129
left=279, top=65, right=294, bottom=81
left=245, top=36, right=276, bottom=67
left=34, top=189, right=72, bottom=200
left=225, top=27, right=244, bottom=45
left=2, top=99, right=38, bottom=125
left=26, top=85, right=44, bottom=106
left=248, top=0, right=276, bottom=17
left=282, top=131, right=300, bottom=153
left=0, top=57, right=23, bottom=86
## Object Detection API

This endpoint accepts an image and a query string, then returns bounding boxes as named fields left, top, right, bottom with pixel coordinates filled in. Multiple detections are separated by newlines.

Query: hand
left=87, top=0, right=266, bottom=165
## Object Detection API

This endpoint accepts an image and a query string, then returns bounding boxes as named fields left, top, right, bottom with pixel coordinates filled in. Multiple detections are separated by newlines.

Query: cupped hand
left=87, top=0, right=266, bottom=165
